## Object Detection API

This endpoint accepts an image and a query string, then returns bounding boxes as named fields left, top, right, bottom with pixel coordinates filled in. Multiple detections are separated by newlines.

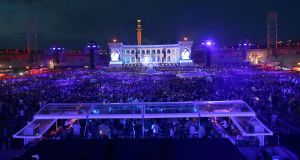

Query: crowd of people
left=0, top=65, right=300, bottom=149
left=52, top=118, right=209, bottom=140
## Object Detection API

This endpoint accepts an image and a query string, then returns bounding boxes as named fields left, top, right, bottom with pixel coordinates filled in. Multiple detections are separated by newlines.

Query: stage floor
left=19, top=139, right=246, bottom=160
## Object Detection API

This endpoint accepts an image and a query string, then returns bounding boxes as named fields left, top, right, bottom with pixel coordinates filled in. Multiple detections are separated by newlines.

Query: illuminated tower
left=267, top=11, right=277, bottom=57
left=137, top=20, right=142, bottom=45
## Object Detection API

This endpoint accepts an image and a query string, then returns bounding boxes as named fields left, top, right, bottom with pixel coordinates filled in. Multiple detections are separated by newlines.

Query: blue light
left=53, top=47, right=56, bottom=50
left=87, top=45, right=90, bottom=48
left=93, top=45, right=96, bottom=48
left=58, top=48, right=61, bottom=50
left=193, top=108, right=197, bottom=112
left=243, top=43, right=247, bottom=46
left=92, top=109, right=99, bottom=114
left=201, top=43, right=205, bottom=45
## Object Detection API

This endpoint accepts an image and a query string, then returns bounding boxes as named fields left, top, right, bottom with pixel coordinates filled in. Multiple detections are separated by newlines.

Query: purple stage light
left=93, top=45, right=96, bottom=48
left=206, top=41, right=212, bottom=46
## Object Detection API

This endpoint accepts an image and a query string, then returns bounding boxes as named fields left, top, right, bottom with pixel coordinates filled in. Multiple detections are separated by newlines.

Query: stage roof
left=13, top=119, right=56, bottom=139
left=33, top=100, right=255, bottom=119
left=14, top=100, right=272, bottom=139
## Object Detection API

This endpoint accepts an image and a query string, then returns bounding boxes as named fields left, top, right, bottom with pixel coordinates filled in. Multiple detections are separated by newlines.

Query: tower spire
left=137, top=19, right=142, bottom=45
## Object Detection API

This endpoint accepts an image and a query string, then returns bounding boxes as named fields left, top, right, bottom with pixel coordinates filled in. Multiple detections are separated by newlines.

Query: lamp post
left=86, top=41, right=100, bottom=69
left=50, top=45, right=64, bottom=66
left=202, top=40, right=215, bottom=67
left=239, top=41, right=251, bottom=60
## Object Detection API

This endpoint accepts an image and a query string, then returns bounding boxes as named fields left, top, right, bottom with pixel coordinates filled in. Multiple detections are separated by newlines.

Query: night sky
left=0, top=0, right=300, bottom=49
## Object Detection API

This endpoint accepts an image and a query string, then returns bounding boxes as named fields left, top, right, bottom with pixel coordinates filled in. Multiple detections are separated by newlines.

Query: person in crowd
left=72, top=121, right=81, bottom=137
left=188, top=124, right=197, bottom=138
left=220, top=119, right=229, bottom=130
left=271, top=112, right=278, bottom=129
left=151, top=121, right=160, bottom=137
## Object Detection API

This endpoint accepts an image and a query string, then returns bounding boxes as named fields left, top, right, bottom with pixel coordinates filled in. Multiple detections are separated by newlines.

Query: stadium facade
left=108, top=41, right=193, bottom=66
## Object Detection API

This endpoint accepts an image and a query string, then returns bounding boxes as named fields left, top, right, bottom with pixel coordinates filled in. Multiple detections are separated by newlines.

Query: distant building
left=108, top=19, right=193, bottom=66
left=108, top=41, right=193, bottom=66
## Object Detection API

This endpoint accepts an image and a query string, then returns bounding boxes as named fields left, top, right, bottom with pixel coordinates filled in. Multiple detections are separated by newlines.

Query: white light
left=206, top=41, right=212, bottom=46
left=201, top=43, right=205, bottom=45
left=87, top=45, right=90, bottom=48
left=19, top=72, right=24, bottom=76
left=53, top=47, right=56, bottom=50
left=58, top=48, right=61, bottom=50
left=93, top=45, right=96, bottom=48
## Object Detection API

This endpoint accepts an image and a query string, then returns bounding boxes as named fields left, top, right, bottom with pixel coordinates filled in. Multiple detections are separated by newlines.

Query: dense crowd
left=53, top=118, right=211, bottom=140
left=0, top=65, right=300, bottom=148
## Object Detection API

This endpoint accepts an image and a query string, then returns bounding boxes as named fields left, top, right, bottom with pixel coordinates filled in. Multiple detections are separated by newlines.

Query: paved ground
left=0, top=149, right=27, bottom=160
left=238, top=146, right=298, bottom=160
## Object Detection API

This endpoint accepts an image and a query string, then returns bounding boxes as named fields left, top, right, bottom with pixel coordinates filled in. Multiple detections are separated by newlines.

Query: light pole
left=239, top=41, right=251, bottom=60
left=202, top=40, right=215, bottom=67
left=50, top=45, right=64, bottom=66
left=86, top=41, right=100, bottom=69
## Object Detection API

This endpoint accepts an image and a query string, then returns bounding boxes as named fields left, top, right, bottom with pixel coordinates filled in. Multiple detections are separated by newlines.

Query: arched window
left=126, top=50, right=130, bottom=54
left=157, top=50, right=160, bottom=54
left=152, top=56, right=155, bottom=62
left=157, top=56, right=160, bottom=62
left=131, top=57, right=135, bottom=62
left=167, top=49, right=171, bottom=54
left=167, top=57, right=171, bottom=62
left=146, top=50, right=150, bottom=54
left=131, top=50, right=135, bottom=54
left=142, top=50, right=145, bottom=54
left=137, top=50, right=140, bottom=54
left=152, top=50, right=156, bottom=54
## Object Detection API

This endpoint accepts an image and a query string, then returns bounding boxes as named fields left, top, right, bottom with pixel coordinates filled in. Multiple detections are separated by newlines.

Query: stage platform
left=18, top=139, right=246, bottom=160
